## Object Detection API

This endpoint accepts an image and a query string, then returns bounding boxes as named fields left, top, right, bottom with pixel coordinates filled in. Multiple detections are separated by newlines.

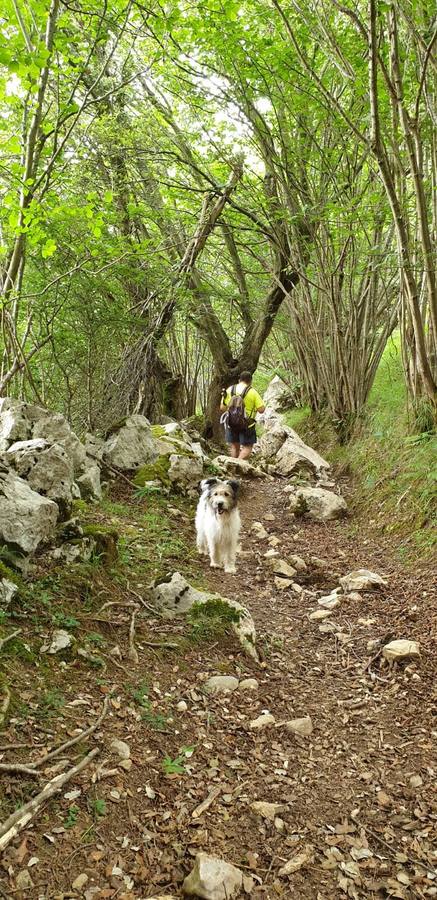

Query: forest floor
left=0, top=471, right=436, bottom=899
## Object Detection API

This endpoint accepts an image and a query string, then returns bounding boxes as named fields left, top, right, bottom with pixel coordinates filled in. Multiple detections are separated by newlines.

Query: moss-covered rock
left=82, top=525, right=119, bottom=563
left=0, top=561, right=24, bottom=592
left=134, top=456, right=171, bottom=487
left=72, top=499, right=88, bottom=514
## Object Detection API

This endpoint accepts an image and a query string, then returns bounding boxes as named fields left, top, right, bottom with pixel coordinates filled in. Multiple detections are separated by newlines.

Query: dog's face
left=200, top=478, right=239, bottom=516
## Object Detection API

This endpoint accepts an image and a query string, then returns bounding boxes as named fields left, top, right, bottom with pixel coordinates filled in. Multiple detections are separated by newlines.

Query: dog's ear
left=199, top=477, right=218, bottom=493
left=227, top=479, right=240, bottom=497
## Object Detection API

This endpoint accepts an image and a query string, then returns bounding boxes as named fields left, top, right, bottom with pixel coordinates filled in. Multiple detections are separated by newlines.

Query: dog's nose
left=217, top=502, right=224, bottom=510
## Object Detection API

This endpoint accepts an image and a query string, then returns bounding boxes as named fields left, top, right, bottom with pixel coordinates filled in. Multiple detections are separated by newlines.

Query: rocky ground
left=0, top=468, right=436, bottom=899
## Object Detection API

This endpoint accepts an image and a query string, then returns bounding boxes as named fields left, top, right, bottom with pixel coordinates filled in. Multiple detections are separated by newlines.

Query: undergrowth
left=282, top=335, right=436, bottom=563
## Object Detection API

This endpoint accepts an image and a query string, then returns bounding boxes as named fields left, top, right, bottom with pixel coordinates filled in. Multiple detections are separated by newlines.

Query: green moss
left=151, top=425, right=166, bottom=438
left=0, top=562, right=24, bottom=591
left=189, top=598, right=242, bottom=624
left=134, top=456, right=171, bottom=486
left=72, top=499, right=88, bottom=514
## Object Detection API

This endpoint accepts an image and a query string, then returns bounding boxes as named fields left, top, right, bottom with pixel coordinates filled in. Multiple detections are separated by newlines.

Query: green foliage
left=64, top=805, right=80, bottom=829
left=162, top=746, right=194, bottom=775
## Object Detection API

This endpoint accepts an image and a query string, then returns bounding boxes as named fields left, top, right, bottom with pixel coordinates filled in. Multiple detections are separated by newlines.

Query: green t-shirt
left=224, top=382, right=264, bottom=428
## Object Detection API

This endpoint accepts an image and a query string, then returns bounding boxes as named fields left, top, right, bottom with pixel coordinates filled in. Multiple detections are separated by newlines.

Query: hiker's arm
left=257, top=404, right=266, bottom=414
left=219, top=389, right=228, bottom=413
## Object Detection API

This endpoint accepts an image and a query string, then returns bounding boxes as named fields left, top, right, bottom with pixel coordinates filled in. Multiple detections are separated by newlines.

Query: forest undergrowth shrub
left=282, top=337, right=436, bottom=562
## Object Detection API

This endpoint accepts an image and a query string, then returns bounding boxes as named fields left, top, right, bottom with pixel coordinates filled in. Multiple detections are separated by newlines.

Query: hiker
left=220, top=371, right=265, bottom=460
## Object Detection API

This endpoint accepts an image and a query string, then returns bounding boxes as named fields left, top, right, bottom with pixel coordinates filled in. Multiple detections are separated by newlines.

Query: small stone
left=319, top=621, right=338, bottom=633
left=110, top=738, right=130, bottom=760
left=285, top=715, right=313, bottom=737
left=203, top=675, right=239, bottom=696
left=376, top=790, right=391, bottom=807
left=238, top=678, right=258, bottom=691
left=287, top=554, right=307, bottom=572
left=16, top=870, right=34, bottom=891
left=251, top=521, right=268, bottom=539
left=264, top=548, right=279, bottom=558
left=274, top=817, right=285, bottom=831
left=119, top=758, right=132, bottom=771
left=177, top=700, right=188, bottom=711
left=45, top=629, right=74, bottom=655
left=409, top=774, right=423, bottom=788
left=251, top=800, right=284, bottom=820
left=250, top=713, right=275, bottom=730
left=339, top=569, right=387, bottom=592
left=272, top=559, right=297, bottom=579
left=264, top=513, right=275, bottom=521
left=317, top=594, right=341, bottom=610
left=183, top=852, right=243, bottom=899
left=309, top=609, right=332, bottom=620
left=268, top=535, right=280, bottom=547
left=382, top=640, right=421, bottom=663
left=367, top=639, right=381, bottom=652
left=274, top=576, right=294, bottom=591
left=72, top=873, right=89, bottom=890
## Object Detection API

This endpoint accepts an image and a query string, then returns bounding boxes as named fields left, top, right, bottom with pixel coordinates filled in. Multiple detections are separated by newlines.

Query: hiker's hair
left=239, top=370, right=253, bottom=384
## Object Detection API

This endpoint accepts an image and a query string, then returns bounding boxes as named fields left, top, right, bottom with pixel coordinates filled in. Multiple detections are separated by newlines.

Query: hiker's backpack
left=226, top=384, right=251, bottom=431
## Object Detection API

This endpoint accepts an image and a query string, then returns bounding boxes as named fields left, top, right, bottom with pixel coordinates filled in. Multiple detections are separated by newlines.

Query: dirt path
left=1, top=477, right=436, bottom=899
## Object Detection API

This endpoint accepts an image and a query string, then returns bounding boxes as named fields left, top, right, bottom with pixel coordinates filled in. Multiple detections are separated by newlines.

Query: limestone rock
left=274, top=576, right=294, bottom=591
left=287, top=554, right=307, bottom=572
left=183, top=852, right=243, bottom=899
left=258, top=419, right=289, bottom=459
left=271, top=559, right=297, bottom=579
left=76, top=463, right=102, bottom=500
left=72, top=874, right=89, bottom=890
left=152, top=573, right=258, bottom=660
left=317, top=589, right=342, bottom=610
left=249, top=713, right=275, bottom=730
left=251, top=521, right=268, bottom=539
left=251, top=800, right=284, bottom=820
left=286, top=715, right=313, bottom=736
left=212, top=455, right=265, bottom=478
left=168, top=453, right=203, bottom=491
left=44, top=629, right=74, bottom=655
left=382, top=640, right=420, bottom=663
left=340, top=569, right=387, bottom=592
left=288, top=486, right=347, bottom=521
left=110, top=738, right=131, bottom=760
left=263, top=375, right=295, bottom=412
left=238, top=678, right=258, bottom=691
left=103, top=415, right=158, bottom=470
left=7, top=440, right=75, bottom=516
left=309, top=608, right=333, bottom=621
left=0, top=471, right=58, bottom=553
left=203, top=676, right=239, bottom=696
left=0, top=578, right=18, bottom=605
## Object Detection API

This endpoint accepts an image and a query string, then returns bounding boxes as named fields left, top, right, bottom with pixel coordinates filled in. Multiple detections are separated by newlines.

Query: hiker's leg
left=229, top=442, right=240, bottom=458
left=239, top=428, right=256, bottom=460
left=239, top=445, right=253, bottom=460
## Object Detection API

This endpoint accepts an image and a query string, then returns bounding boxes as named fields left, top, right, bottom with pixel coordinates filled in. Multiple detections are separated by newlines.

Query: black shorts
left=225, top=426, right=257, bottom=446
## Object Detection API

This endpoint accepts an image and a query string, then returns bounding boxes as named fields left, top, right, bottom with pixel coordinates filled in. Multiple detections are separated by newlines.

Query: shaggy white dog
left=195, top=477, right=240, bottom=574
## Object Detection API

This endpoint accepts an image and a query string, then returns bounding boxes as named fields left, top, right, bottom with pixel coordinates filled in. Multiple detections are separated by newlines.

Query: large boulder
left=168, top=453, right=203, bottom=491
left=259, top=410, right=329, bottom=475
left=263, top=375, right=295, bottom=412
left=213, top=455, right=266, bottom=478
left=258, top=419, right=288, bottom=459
left=0, top=470, right=58, bottom=553
left=288, top=486, right=347, bottom=521
left=6, top=439, right=75, bottom=517
left=152, top=572, right=258, bottom=660
left=102, top=415, right=158, bottom=470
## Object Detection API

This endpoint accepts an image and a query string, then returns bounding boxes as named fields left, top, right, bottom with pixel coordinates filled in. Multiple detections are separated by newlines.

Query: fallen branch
left=127, top=606, right=139, bottom=664
left=33, top=697, right=109, bottom=768
left=192, top=786, right=221, bottom=819
left=85, top=449, right=137, bottom=489
left=0, top=747, right=100, bottom=850
left=0, top=686, right=11, bottom=728
left=126, top=583, right=162, bottom=617
left=0, top=763, right=40, bottom=777
left=0, top=629, right=22, bottom=653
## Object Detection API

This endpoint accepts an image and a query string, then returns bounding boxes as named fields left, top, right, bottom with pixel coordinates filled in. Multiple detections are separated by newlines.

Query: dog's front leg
left=222, top=539, right=237, bottom=574
left=207, top=538, right=221, bottom=569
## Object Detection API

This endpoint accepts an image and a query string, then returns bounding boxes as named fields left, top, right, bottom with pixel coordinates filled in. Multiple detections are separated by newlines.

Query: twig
left=0, top=763, right=40, bottom=777
left=126, top=583, right=162, bottom=617
left=0, top=686, right=11, bottom=728
left=100, top=651, right=132, bottom=675
left=32, top=697, right=109, bottom=768
left=192, top=786, right=221, bottom=819
left=141, top=641, right=180, bottom=650
left=0, top=629, right=22, bottom=652
left=0, top=747, right=100, bottom=849
left=127, top=606, right=139, bottom=664
left=96, top=600, right=138, bottom=615
left=0, top=743, right=34, bottom=751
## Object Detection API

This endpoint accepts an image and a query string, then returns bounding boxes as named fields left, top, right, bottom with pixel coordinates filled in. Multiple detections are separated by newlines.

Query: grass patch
left=187, top=598, right=241, bottom=643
